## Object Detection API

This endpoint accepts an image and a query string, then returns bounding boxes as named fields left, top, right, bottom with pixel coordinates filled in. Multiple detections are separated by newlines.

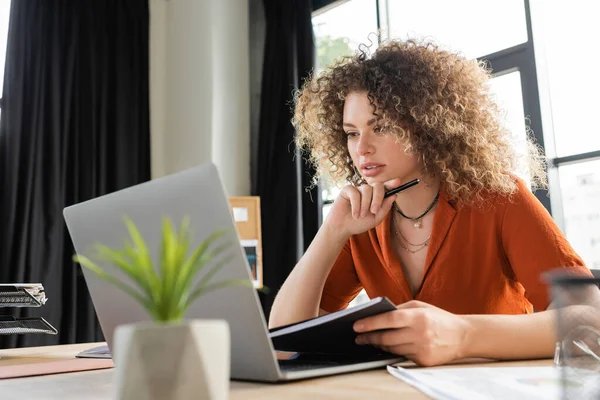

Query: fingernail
left=355, top=336, right=365, bottom=345
left=371, top=205, right=379, bottom=214
left=354, top=323, right=364, bottom=332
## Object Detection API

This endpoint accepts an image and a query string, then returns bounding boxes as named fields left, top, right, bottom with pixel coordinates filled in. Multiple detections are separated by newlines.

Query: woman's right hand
left=323, top=179, right=402, bottom=240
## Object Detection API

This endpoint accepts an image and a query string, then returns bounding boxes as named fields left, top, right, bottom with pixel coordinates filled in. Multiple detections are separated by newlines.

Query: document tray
left=0, top=285, right=44, bottom=307
left=0, top=316, right=58, bottom=335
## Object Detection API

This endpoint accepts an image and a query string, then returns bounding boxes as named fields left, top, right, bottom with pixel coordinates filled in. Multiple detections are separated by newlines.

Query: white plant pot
left=112, top=319, right=230, bottom=400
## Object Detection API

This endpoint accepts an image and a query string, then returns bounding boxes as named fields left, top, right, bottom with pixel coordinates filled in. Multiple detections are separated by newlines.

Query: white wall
left=149, top=0, right=251, bottom=196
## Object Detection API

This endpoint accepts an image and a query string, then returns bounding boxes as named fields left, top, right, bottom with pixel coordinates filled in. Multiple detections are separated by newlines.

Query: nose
left=356, top=133, right=374, bottom=156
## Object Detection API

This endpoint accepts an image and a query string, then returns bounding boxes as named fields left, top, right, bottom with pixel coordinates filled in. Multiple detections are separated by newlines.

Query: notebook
left=269, top=296, right=398, bottom=355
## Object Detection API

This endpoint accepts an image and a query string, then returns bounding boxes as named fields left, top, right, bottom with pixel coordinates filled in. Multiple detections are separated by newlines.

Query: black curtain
left=254, top=0, right=319, bottom=317
left=0, top=0, right=150, bottom=348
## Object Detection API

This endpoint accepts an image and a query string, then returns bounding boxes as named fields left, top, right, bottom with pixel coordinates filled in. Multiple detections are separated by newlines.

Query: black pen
left=384, top=178, right=420, bottom=198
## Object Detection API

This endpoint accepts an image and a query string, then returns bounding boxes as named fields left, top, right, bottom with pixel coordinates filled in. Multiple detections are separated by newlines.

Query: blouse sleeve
left=502, top=178, right=591, bottom=311
left=319, top=240, right=364, bottom=312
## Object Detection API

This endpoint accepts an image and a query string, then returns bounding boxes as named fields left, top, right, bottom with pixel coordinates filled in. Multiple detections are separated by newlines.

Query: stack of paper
left=0, top=283, right=47, bottom=307
left=387, top=365, right=600, bottom=399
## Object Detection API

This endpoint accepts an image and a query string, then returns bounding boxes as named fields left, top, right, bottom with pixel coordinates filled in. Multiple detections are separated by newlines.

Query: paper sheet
left=387, top=365, right=600, bottom=400
left=232, top=207, right=249, bottom=222
left=0, top=283, right=47, bottom=305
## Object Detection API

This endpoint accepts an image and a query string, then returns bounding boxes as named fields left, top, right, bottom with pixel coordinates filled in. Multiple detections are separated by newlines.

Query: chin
left=364, top=176, right=389, bottom=185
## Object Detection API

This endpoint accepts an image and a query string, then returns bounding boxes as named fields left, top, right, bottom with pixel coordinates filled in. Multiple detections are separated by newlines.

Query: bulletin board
left=227, top=196, right=263, bottom=289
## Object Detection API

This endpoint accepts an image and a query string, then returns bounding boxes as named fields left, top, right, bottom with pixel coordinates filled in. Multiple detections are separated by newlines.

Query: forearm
left=461, top=310, right=556, bottom=360
left=268, top=225, right=348, bottom=329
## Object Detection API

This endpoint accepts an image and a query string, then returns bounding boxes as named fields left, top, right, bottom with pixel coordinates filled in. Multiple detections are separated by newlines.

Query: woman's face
left=343, top=91, right=422, bottom=185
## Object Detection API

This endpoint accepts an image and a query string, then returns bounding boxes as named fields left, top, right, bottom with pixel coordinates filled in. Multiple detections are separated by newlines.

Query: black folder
left=268, top=297, right=397, bottom=356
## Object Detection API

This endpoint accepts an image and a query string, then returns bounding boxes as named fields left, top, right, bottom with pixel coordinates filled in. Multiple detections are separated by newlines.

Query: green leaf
left=257, top=285, right=270, bottom=295
left=71, top=216, right=253, bottom=323
left=172, top=229, right=232, bottom=301
left=157, top=217, right=177, bottom=320
left=176, top=252, right=233, bottom=312
left=73, top=254, right=155, bottom=317
left=192, top=248, right=235, bottom=293
left=187, top=278, right=254, bottom=307
left=157, top=216, right=193, bottom=322
left=93, top=245, right=153, bottom=298
left=123, top=217, right=160, bottom=301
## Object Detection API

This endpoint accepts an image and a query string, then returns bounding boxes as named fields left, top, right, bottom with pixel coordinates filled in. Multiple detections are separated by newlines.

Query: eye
left=373, top=125, right=384, bottom=134
left=345, top=131, right=359, bottom=139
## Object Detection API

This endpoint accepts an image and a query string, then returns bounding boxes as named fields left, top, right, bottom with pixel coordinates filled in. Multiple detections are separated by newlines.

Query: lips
left=360, top=163, right=385, bottom=177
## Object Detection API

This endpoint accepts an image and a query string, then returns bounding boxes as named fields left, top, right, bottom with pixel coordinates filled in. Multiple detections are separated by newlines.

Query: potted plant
left=74, top=215, right=254, bottom=400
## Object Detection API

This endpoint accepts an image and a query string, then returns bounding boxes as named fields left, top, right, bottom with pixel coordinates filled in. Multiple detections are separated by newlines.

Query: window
left=312, top=0, right=600, bottom=276
left=313, top=0, right=540, bottom=220
left=531, top=0, right=600, bottom=268
left=532, top=0, right=600, bottom=158
left=312, top=0, right=378, bottom=220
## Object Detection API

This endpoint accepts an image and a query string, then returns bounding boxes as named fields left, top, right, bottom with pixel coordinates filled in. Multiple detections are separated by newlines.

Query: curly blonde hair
left=293, top=38, right=548, bottom=205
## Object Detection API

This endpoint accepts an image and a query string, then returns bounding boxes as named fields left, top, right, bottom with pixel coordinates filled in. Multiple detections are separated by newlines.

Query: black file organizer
left=0, top=285, right=58, bottom=336
left=0, top=316, right=58, bottom=335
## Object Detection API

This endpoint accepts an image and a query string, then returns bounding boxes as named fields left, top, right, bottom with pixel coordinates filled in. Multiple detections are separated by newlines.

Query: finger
left=341, top=186, right=361, bottom=219
left=355, top=328, right=413, bottom=347
left=378, top=344, right=416, bottom=357
left=353, top=309, right=415, bottom=333
left=383, top=177, right=404, bottom=191
left=376, top=193, right=397, bottom=219
left=396, top=300, right=431, bottom=310
left=358, top=185, right=373, bottom=218
left=370, top=182, right=385, bottom=214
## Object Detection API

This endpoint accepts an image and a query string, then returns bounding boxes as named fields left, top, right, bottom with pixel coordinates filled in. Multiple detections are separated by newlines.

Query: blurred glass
left=534, top=0, right=600, bottom=157
left=558, top=160, right=600, bottom=269
left=386, top=0, right=527, bottom=59
left=548, top=271, right=600, bottom=399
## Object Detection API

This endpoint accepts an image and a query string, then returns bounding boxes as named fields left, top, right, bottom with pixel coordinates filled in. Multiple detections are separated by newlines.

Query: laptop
left=63, top=162, right=404, bottom=382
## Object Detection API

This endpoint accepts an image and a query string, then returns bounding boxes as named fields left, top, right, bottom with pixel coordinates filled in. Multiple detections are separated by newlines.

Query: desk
left=0, top=343, right=552, bottom=399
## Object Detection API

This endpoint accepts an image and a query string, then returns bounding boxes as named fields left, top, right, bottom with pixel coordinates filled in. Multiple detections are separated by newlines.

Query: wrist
left=320, top=220, right=351, bottom=245
left=457, top=314, right=476, bottom=359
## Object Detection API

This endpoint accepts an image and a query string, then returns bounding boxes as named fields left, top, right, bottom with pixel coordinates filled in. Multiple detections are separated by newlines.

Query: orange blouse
left=320, top=178, right=590, bottom=314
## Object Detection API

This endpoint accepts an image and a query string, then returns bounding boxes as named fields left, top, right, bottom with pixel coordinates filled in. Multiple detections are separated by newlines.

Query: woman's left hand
left=353, top=300, right=470, bottom=366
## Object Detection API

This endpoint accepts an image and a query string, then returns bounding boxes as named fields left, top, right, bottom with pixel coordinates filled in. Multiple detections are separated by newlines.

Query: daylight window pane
left=313, top=0, right=378, bottom=73
left=487, top=70, right=531, bottom=188
left=312, top=0, right=378, bottom=203
left=534, top=0, right=600, bottom=157
left=387, top=0, right=527, bottom=59
left=558, top=160, right=600, bottom=269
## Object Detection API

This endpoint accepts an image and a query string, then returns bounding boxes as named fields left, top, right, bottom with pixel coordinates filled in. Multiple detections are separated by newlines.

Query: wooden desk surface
left=0, top=342, right=553, bottom=399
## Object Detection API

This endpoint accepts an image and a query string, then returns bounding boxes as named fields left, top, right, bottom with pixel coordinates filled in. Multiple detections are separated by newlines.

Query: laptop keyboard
left=278, top=353, right=399, bottom=372
left=278, top=359, right=347, bottom=372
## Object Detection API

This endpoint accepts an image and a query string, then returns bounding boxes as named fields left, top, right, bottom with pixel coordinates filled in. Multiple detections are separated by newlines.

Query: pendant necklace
left=392, top=212, right=430, bottom=253
left=393, top=191, right=440, bottom=229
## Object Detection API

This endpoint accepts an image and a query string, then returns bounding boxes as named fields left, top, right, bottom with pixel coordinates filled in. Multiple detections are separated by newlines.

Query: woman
left=269, top=39, right=591, bottom=366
